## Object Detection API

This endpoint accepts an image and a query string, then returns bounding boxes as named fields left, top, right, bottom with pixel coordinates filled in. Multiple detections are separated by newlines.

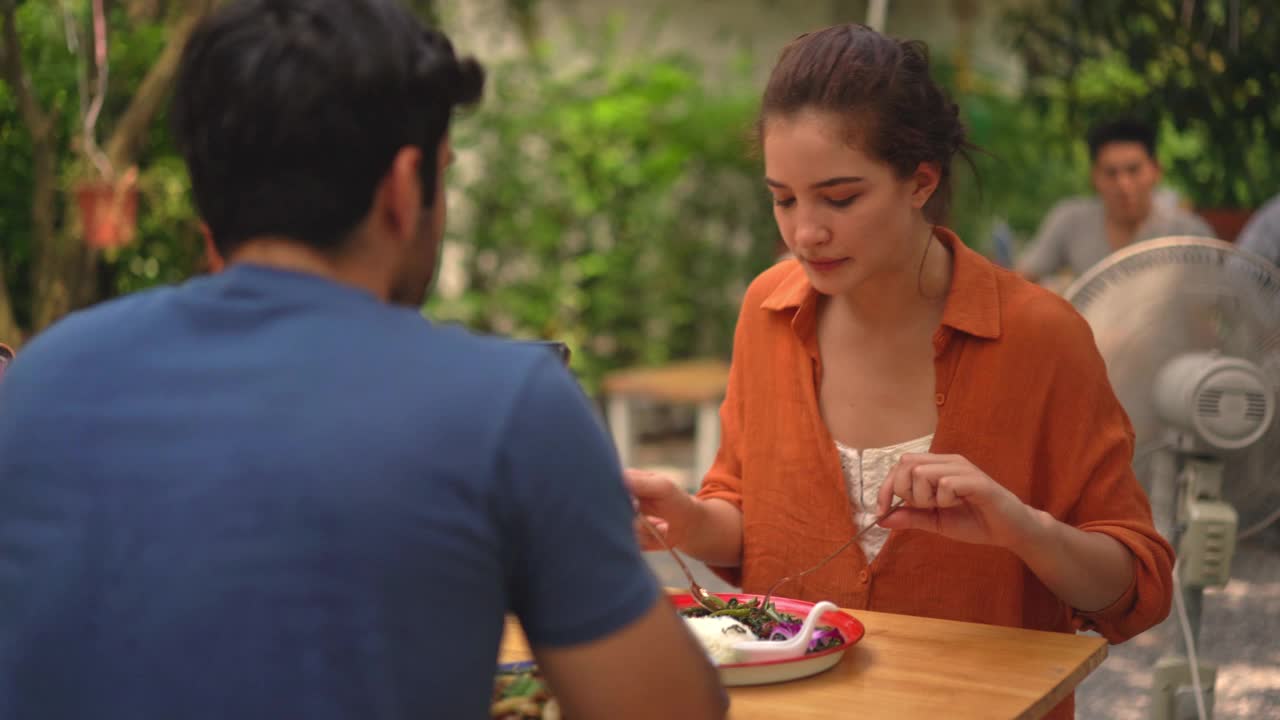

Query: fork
left=635, top=512, right=721, bottom=612
left=760, top=499, right=907, bottom=608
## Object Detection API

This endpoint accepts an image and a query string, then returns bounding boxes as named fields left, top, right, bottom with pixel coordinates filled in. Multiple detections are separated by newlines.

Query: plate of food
left=490, top=592, right=864, bottom=716
left=492, top=661, right=561, bottom=720
left=672, top=592, right=864, bottom=686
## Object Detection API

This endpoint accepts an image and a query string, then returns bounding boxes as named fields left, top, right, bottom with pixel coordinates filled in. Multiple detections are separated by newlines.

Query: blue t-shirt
left=0, top=265, right=658, bottom=719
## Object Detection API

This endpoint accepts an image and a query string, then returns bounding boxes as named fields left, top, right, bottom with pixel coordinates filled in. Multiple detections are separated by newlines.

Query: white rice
left=683, top=615, right=758, bottom=664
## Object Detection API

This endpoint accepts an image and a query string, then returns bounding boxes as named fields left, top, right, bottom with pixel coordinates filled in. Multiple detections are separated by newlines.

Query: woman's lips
left=805, top=257, right=849, bottom=273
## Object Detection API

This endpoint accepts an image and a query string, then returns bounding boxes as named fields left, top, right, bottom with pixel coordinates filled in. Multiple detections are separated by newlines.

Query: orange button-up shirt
left=698, top=228, right=1174, bottom=719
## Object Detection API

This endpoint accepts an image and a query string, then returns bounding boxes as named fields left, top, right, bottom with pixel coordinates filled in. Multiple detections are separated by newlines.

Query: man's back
left=0, top=265, right=657, bottom=719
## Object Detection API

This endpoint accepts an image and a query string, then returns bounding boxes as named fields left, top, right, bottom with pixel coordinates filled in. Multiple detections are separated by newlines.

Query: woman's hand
left=875, top=453, right=1036, bottom=550
left=625, top=469, right=702, bottom=551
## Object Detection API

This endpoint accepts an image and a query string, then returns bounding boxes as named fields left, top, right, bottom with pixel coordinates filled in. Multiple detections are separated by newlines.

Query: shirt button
left=858, top=570, right=869, bottom=584
left=934, top=393, right=945, bottom=406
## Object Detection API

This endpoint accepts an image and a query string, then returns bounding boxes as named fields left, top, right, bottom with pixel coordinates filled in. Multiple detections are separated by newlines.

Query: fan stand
left=1149, top=435, right=1238, bottom=720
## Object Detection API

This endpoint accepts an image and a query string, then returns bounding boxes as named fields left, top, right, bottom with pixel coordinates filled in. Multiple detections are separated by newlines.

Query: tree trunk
left=4, top=0, right=220, bottom=336
left=0, top=0, right=60, bottom=346
left=0, top=260, right=22, bottom=346
left=104, top=0, right=217, bottom=171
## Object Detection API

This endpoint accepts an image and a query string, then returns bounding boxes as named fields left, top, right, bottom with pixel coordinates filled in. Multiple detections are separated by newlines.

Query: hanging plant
left=75, top=166, right=139, bottom=250
left=67, top=0, right=140, bottom=249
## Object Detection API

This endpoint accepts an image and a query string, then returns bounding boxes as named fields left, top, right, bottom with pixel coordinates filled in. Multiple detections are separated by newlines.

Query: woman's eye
left=828, top=195, right=858, bottom=208
left=773, top=197, right=796, bottom=208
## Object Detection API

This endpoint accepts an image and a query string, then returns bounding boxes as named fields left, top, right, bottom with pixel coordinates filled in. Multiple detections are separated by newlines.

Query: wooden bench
left=601, top=358, right=730, bottom=490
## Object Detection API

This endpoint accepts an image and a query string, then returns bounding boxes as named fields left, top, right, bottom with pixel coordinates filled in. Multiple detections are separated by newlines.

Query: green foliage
left=944, top=70, right=1092, bottom=257
left=109, top=155, right=202, bottom=294
left=1005, top=0, right=1280, bottom=209
left=0, top=2, right=203, bottom=330
left=430, top=44, right=778, bottom=394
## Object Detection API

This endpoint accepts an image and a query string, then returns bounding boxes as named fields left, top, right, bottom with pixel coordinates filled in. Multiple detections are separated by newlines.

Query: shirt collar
left=760, top=227, right=1002, bottom=340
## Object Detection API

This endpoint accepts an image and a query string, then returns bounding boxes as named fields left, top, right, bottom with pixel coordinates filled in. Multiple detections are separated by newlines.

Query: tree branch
left=104, top=0, right=218, bottom=171
left=29, top=0, right=220, bottom=333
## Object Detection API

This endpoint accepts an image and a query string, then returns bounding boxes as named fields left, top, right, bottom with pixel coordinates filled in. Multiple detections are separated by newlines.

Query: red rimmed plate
left=669, top=592, right=865, bottom=686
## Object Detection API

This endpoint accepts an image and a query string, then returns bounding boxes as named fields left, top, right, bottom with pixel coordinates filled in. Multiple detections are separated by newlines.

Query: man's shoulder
left=405, top=322, right=557, bottom=383
left=1044, top=196, right=1102, bottom=224
left=13, top=286, right=174, bottom=367
left=1152, top=205, right=1216, bottom=238
left=1030, top=197, right=1101, bottom=248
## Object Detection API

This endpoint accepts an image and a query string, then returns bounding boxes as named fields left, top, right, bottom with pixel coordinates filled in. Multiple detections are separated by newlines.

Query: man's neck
left=228, top=237, right=389, bottom=301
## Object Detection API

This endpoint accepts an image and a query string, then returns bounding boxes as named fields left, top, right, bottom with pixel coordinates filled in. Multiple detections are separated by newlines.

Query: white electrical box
left=1177, top=500, right=1237, bottom=588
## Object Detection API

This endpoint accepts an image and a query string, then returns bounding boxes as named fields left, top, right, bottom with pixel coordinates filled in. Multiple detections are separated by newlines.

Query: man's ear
left=200, top=222, right=224, bottom=273
left=378, top=147, right=425, bottom=245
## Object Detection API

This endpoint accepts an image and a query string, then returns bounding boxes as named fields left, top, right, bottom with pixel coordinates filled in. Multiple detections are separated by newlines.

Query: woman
left=628, top=25, right=1173, bottom=719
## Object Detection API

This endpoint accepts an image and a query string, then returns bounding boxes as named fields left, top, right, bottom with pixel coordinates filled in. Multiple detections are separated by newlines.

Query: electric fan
left=1065, top=236, right=1280, bottom=720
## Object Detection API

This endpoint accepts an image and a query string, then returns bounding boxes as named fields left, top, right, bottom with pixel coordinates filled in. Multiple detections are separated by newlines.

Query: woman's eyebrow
left=764, top=176, right=865, bottom=189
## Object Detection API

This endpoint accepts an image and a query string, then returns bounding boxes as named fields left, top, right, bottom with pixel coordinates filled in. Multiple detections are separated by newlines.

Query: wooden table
left=499, top=607, right=1107, bottom=720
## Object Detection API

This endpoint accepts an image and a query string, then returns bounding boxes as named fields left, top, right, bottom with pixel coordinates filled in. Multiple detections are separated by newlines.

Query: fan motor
left=1154, top=352, right=1274, bottom=451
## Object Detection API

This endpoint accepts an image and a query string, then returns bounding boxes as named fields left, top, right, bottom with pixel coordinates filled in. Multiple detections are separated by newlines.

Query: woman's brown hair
left=758, top=24, right=975, bottom=223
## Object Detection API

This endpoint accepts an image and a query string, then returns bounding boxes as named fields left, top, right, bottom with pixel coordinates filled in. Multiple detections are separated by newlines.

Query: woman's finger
left=878, top=462, right=900, bottom=514
left=892, top=460, right=916, bottom=507
left=935, top=476, right=959, bottom=507
left=633, top=515, right=669, bottom=551
left=910, top=466, right=936, bottom=508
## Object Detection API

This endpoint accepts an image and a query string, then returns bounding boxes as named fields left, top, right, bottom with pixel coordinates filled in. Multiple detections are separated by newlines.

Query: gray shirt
left=1238, top=194, right=1280, bottom=267
left=1017, top=196, right=1216, bottom=279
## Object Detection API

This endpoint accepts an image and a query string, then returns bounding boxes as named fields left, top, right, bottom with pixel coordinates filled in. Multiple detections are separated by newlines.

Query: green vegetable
left=701, top=594, right=729, bottom=610
left=502, top=673, right=543, bottom=699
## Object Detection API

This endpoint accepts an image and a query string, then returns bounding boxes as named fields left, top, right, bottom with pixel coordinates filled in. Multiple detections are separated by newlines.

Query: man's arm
left=497, top=351, right=728, bottom=719
left=534, top=596, right=728, bottom=720
left=1016, top=201, right=1073, bottom=283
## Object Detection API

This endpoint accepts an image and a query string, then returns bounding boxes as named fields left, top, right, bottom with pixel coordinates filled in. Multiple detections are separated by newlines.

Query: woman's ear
left=909, top=161, right=942, bottom=210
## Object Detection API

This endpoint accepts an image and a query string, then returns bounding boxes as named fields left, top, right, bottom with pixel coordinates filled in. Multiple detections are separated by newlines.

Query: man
left=0, top=2, right=726, bottom=719
left=1238, top=192, right=1280, bottom=267
left=1018, top=119, right=1215, bottom=284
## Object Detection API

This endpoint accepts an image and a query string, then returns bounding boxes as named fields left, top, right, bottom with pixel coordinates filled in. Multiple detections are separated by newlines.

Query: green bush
left=947, top=76, right=1091, bottom=257
left=1004, top=0, right=1280, bottom=209
left=431, top=47, right=779, bottom=394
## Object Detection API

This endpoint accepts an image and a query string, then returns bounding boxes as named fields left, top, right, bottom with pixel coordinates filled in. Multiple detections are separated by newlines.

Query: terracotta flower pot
left=76, top=179, right=139, bottom=249
left=1197, top=207, right=1255, bottom=243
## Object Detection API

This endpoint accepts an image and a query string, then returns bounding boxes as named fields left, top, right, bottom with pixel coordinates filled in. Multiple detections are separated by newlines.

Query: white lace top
left=834, top=434, right=934, bottom=563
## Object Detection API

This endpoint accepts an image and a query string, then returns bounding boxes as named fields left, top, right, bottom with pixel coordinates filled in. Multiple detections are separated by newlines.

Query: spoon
left=636, top=512, right=721, bottom=613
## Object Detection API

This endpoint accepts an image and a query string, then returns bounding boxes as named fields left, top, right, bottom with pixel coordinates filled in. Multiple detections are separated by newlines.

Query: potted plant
left=74, top=165, right=140, bottom=250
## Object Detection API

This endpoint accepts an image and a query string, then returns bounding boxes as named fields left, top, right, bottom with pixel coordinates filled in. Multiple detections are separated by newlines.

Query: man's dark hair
left=171, top=0, right=484, bottom=259
left=1086, top=118, right=1157, bottom=162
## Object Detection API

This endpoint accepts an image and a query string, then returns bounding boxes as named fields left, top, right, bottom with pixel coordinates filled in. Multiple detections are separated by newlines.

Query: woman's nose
left=793, top=220, right=832, bottom=250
